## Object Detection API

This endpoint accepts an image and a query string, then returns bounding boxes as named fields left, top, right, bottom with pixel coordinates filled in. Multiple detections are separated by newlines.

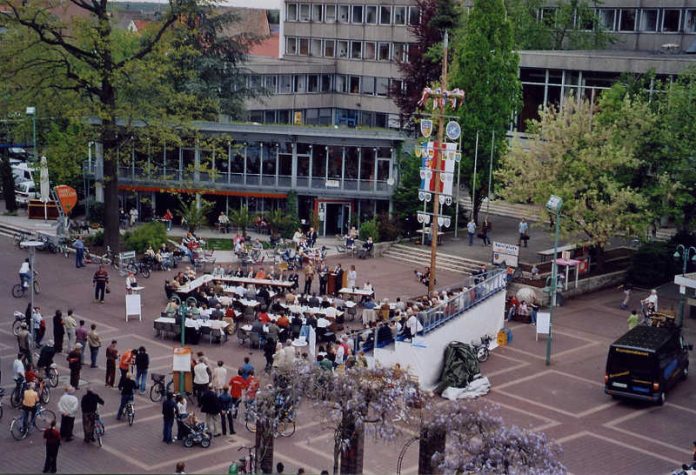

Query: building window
left=338, top=5, right=349, bottom=23
left=325, top=4, right=336, bottom=23
left=618, top=9, right=636, bottom=32
left=335, top=75, right=347, bottom=93
left=380, top=6, right=392, bottom=25
left=310, top=38, right=322, bottom=56
left=363, top=77, right=375, bottom=95
left=278, top=110, right=290, bottom=124
left=351, top=41, right=362, bottom=59
left=376, top=77, right=389, bottom=96
left=321, top=74, right=332, bottom=92
left=337, top=40, right=349, bottom=58
left=686, top=10, right=696, bottom=33
left=364, top=42, right=376, bottom=60
left=294, top=75, right=306, bottom=93
left=393, top=6, right=406, bottom=25
left=311, top=4, right=322, bottom=22
left=299, top=4, right=310, bottom=22
left=349, top=76, right=360, bottom=94
left=378, top=42, right=390, bottom=61
left=390, top=79, right=403, bottom=96
left=286, top=37, right=297, bottom=55
left=352, top=5, right=363, bottom=24
left=308, top=75, right=319, bottom=93
left=662, top=9, right=681, bottom=32
left=286, top=3, right=297, bottom=22
left=324, top=39, right=335, bottom=58
left=539, top=8, right=556, bottom=27
left=366, top=6, right=377, bottom=24
left=597, top=9, right=615, bottom=31
left=393, top=43, right=407, bottom=62
left=279, top=75, right=292, bottom=94
left=408, top=6, right=420, bottom=25
left=639, top=9, right=658, bottom=32
left=263, top=75, right=277, bottom=94
left=299, top=38, right=309, bottom=55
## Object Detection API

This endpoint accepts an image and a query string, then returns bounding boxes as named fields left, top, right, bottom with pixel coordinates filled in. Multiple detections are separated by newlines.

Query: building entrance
left=320, top=201, right=351, bottom=237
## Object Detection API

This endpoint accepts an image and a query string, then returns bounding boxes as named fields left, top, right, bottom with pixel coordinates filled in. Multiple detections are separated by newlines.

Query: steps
left=0, top=220, right=33, bottom=240
left=458, top=196, right=542, bottom=222
left=382, top=243, right=486, bottom=275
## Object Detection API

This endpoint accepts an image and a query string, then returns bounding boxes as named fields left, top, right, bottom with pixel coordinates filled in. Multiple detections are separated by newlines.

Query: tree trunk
left=339, top=415, right=365, bottom=475
left=418, top=425, right=446, bottom=475
left=255, top=419, right=274, bottom=474
left=1, top=155, right=18, bottom=212
left=101, top=118, right=121, bottom=252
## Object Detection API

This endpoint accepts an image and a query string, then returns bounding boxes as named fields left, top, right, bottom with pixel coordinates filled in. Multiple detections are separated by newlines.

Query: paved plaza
left=0, top=235, right=694, bottom=474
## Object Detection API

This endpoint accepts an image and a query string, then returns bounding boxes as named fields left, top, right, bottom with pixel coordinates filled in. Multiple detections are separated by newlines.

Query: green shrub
left=359, top=218, right=379, bottom=242
left=626, top=242, right=680, bottom=287
left=376, top=212, right=401, bottom=242
left=85, top=229, right=104, bottom=247
left=85, top=199, right=104, bottom=225
left=123, top=221, right=168, bottom=254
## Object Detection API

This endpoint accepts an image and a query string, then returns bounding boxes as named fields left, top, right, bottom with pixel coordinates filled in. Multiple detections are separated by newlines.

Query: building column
left=340, top=146, right=346, bottom=190
left=94, top=142, right=104, bottom=203
left=194, top=141, right=200, bottom=183
left=291, top=142, right=298, bottom=188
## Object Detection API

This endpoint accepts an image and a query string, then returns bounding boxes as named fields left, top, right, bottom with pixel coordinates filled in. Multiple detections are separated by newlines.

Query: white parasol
left=39, top=156, right=50, bottom=220
left=516, top=287, right=537, bottom=304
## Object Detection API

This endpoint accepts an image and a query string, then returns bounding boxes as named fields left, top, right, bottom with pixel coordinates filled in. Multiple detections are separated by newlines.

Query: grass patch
left=206, top=237, right=233, bottom=250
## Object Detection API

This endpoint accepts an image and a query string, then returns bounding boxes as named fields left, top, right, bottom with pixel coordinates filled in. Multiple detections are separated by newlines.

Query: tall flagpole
left=486, top=130, right=495, bottom=219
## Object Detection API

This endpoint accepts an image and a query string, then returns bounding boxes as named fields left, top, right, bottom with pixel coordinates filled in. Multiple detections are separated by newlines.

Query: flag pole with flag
left=39, top=155, right=50, bottom=222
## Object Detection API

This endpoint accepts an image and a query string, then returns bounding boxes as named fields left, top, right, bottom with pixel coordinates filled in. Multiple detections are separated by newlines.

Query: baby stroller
left=179, top=416, right=211, bottom=448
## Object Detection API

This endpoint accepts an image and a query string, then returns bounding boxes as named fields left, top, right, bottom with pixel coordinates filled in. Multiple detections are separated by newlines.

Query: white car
left=15, top=180, right=38, bottom=206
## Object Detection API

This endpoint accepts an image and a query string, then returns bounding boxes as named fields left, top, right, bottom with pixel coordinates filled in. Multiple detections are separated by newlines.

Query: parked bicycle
left=245, top=398, right=296, bottom=438
left=9, top=402, right=56, bottom=440
left=127, top=260, right=151, bottom=279
left=12, top=271, right=40, bottom=298
left=472, top=335, right=492, bottom=363
left=149, top=374, right=173, bottom=402
left=235, top=446, right=257, bottom=474
left=12, top=310, right=26, bottom=335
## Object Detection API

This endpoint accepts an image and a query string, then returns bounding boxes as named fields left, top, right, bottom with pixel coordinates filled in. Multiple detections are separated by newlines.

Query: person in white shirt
left=644, top=289, right=659, bottom=312
left=12, top=354, right=26, bottom=381
left=347, top=265, right=357, bottom=289
left=57, top=385, right=79, bottom=441
left=193, top=358, right=210, bottom=404
left=406, top=314, right=423, bottom=339
left=211, top=360, right=227, bottom=391
left=325, top=305, right=338, bottom=320
left=335, top=343, right=345, bottom=366
left=19, top=258, right=31, bottom=288
left=125, top=272, right=138, bottom=294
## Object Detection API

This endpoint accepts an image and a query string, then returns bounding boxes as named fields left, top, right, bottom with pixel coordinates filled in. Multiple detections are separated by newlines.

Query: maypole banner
left=54, top=185, right=78, bottom=214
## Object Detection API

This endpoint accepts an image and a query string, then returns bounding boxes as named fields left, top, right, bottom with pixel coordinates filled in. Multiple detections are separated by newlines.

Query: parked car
left=15, top=180, right=38, bottom=206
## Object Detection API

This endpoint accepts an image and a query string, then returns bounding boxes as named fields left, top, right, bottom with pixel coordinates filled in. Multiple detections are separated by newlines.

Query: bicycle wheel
left=126, top=262, right=138, bottom=274
left=149, top=384, right=163, bottom=402
left=34, top=409, right=56, bottom=430
left=40, top=386, right=50, bottom=404
left=94, top=420, right=104, bottom=447
left=11, top=284, right=24, bottom=298
left=10, top=418, right=28, bottom=441
left=10, top=387, right=21, bottom=408
left=245, top=416, right=257, bottom=433
left=12, top=320, right=22, bottom=335
left=47, top=368, right=59, bottom=388
left=278, top=419, right=296, bottom=438
left=127, top=408, right=134, bottom=426
left=33, top=280, right=40, bottom=295
left=140, top=267, right=151, bottom=279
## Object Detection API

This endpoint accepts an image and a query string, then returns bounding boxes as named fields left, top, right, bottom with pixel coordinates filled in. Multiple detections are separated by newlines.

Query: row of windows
left=286, top=37, right=410, bottom=62
left=538, top=7, right=696, bottom=33
left=247, top=73, right=403, bottom=97
left=247, top=108, right=394, bottom=129
left=286, top=3, right=420, bottom=27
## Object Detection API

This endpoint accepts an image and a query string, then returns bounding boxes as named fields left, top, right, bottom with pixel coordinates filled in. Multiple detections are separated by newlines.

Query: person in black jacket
left=134, top=347, right=149, bottom=395
left=162, top=392, right=177, bottom=444
left=52, top=311, right=64, bottom=354
left=116, top=373, right=136, bottom=420
left=80, top=389, right=104, bottom=443
left=199, top=385, right=221, bottom=437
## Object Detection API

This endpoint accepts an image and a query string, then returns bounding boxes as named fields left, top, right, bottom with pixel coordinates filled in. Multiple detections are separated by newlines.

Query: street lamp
left=20, top=240, right=43, bottom=359
left=545, top=195, right=563, bottom=366
left=26, top=107, right=37, bottom=163
left=172, top=295, right=187, bottom=394
left=673, top=245, right=696, bottom=327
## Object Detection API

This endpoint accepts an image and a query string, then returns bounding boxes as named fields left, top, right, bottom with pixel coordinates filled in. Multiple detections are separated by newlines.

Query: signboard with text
left=492, top=241, right=520, bottom=267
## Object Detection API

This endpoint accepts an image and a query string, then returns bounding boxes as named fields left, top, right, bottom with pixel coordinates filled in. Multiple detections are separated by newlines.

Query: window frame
left=380, top=5, right=392, bottom=25
left=325, top=4, right=336, bottom=23
left=299, top=3, right=310, bottom=22
left=337, top=40, right=349, bottom=58
left=351, top=41, right=363, bottom=60
left=393, top=6, right=407, bottom=25
left=311, top=4, right=323, bottom=22
left=618, top=9, right=637, bottom=32
left=661, top=9, right=681, bottom=33
left=323, top=39, right=336, bottom=58
left=364, top=41, right=376, bottom=60
left=686, top=10, right=696, bottom=33
left=639, top=9, right=659, bottom=32
left=310, top=38, right=322, bottom=57
left=299, top=37, right=309, bottom=56
left=352, top=5, right=363, bottom=24
left=365, top=5, right=377, bottom=24
left=408, top=6, right=420, bottom=26
left=377, top=42, right=391, bottom=61
left=338, top=5, right=350, bottom=23
left=597, top=8, right=616, bottom=31
left=286, top=3, right=298, bottom=22
left=286, top=37, right=297, bottom=55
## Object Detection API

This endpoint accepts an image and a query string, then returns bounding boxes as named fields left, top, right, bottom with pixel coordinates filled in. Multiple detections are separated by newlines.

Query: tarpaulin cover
left=435, top=341, right=480, bottom=394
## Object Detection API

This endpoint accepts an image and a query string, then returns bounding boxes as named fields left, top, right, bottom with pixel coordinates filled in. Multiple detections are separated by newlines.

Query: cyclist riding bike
left=21, top=382, right=40, bottom=433
left=18, top=258, right=31, bottom=289
left=12, top=353, right=26, bottom=398
left=36, top=342, right=56, bottom=379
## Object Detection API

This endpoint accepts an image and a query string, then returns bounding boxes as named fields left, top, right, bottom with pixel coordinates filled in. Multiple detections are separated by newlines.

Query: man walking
left=80, top=388, right=104, bottom=443
left=200, top=384, right=222, bottom=437
left=134, top=346, right=149, bottom=394
left=42, top=420, right=61, bottom=473
left=162, top=392, right=177, bottom=444
left=87, top=324, right=101, bottom=368
left=467, top=219, right=476, bottom=246
left=92, top=265, right=109, bottom=303
left=76, top=320, right=88, bottom=365
left=518, top=218, right=529, bottom=248
left=105, top=340, right=118, bottom=387
left=219, top=385, right=235, bottom=435
left=57, top=386, right=78, bottom=441
left=73, top=236, right=85, bottom=268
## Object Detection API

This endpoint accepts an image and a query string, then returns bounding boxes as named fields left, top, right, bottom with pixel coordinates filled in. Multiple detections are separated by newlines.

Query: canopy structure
left=554, top=258, right=580, bottom=290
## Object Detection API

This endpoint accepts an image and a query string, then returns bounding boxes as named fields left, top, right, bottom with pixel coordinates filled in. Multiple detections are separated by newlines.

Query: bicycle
left=149, top=374, right=173, bottom=402
left=43, top=364, right=59, bottom=388
left=9, top=403, right=56, bottom=440
left=245, top=403, right=296, bottom=438
left=236, top=446, right=257, bottom=474
left=12, top=311, right=26, bottom=335
left=471, top=335, right=492, bottom=363
left=13, top=232, right=30, bottom=248
left=94, top=413, right=105, bottom=447
left=126, top=399, right=135, bottom=426
left=127, top=261, right=151, bottom=279
left=12, top=271, right=40, bottom=298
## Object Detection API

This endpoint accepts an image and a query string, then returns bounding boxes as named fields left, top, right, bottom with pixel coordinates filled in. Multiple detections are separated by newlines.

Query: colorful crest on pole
left=446, top=121, right=461, bottom=141
left=414, top=145, right=422, bottom=158
left=420, top=119, right=433, bottom=138
left=427, top=142, right=435, bottom=159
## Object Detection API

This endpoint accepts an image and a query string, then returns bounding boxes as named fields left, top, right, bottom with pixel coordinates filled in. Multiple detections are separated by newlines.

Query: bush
left=85, top=229, right=104, bottom=247
left=626, top=242, right=680, bottom=287
left=359, top=218, right=379, bottom=242
left=123, top=221, right=168, bottom=254
left=376, top=212, right=401, bottom=242
left=85, top=199, right=104, bottom=225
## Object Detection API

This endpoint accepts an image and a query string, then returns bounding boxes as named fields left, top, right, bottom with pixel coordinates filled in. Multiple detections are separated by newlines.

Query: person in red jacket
left=228, top=369, right=247, bottom=418
left=43, top=419, right=61, bottom=473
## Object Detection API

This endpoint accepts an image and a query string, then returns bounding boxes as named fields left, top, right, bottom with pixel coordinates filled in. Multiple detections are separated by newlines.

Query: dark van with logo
left=604, top=325, right=691, bottom=405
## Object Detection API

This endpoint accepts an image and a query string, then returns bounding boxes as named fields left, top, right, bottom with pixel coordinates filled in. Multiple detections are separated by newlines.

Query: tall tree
left=496, top=96, right=651, bottom=265
left=391, top=0, right=460, bottom=124
left=450, top=0, right=521, bottom=222
left=0, top=0, right=254, bottom=250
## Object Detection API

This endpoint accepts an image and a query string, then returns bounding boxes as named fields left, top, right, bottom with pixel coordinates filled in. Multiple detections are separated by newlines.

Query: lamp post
left=26, top=107, right=37, bottom=163
left=545, top=195, right=563, bottom=366
left=673, top=245, right=696, bottom=327
left=21, top=240, right=43, bottom=357
left=172, top=295, right=187, bottom=394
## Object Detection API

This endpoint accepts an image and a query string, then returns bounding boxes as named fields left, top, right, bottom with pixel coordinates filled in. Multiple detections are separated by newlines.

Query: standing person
left=129, top=207, right=138, bottom=227
left=518, top=218, right=529, bottom=248
left=75, top=320, right=88, bottom=365
left=467, top=219, right=476, bottom=246
left=175, top=394, right=188, bottom=441
left=116, top=373, right=136, bottom=420
left=67, top=344, right=82, bottom=389
left=87, top=324, right=101, bottom=368
left=228, top=369, right=246, bottom=418
left=33, top=307, right=46, bottom=347
left=42, top=420, right=61, bottom=473
left=134, top=346, right=149, bottom=395
left=481, top=218, right=492, bottom=246
left=627, top=310, right=640, bottom=330
left=263, top=336, right=276, bottom=372
left=64, top=310, right=77, bottom=352
left=307, top=227, right=317, bottom=248
left=105, top=340, right=118, bottom=387
left=619, top=281, right=632, bottom=310
left=80, top=388, right=104, bottom=443
left=162, top=392, right=177, bottom=444
left=163, top=209, right=173, bottom=231
left=73, top=236, right=85, bottom=268
left=200, top=385, right=221, bottom=437
left=303, top=263, right=314, bottom=295
left=347, top=265, right=357, bottom=289
left=192, top=357, right=210, bottom=405
left=57, top=386, right=78, bottom=441
left=52, top=310, right=64, bottom=354
left=219, top=386, right=235, bottom=436
left=93, top=265, right=109, bottom=304
left=240, top=357, right=254, bottom=379
left=211, top=360, right=227, bottom=391
left=17, top=323, right=31, bottom=364
left=118, top=348, right=135, bottom=391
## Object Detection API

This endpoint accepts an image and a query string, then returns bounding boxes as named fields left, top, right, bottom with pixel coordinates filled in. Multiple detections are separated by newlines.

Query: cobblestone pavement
left=0, top=237, right=693, bottom=474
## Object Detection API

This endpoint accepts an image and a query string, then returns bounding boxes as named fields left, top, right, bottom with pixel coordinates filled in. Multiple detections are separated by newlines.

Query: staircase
left=458, top=196, right=542, bottom=222
left=0, top=220, right=32, bottom=240
left=383, top=243, right=486, bottom=274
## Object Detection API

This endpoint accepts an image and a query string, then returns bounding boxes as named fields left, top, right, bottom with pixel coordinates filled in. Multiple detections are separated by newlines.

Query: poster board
left=536, top=312, right=551, bottom=341
left=308, top=327, right=317, bottom=358
left=173, top=347, right=192, bottom=372
left=492, top=241, right=520, bottom=268
left=125, top=293, right=141, bottom=322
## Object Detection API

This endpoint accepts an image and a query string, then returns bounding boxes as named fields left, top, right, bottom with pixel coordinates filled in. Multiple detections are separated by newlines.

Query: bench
left=537, top=244, right=578, bottom=263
